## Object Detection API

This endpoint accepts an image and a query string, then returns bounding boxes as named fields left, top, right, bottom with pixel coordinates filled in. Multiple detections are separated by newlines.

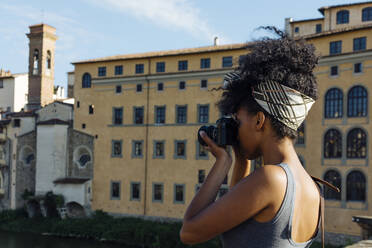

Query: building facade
left=72, top=44, right=249, bottom=219
left=0, top=71, right=28, bottom=113
left=286, top=1, right=372, bottom=243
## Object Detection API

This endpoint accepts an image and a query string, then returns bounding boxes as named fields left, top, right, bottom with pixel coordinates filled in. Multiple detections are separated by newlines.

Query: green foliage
left=0, top=209, right=222, bottom=248
left=54, top=194, right=65, bottom=208
left=21, top=189, right=34, bottom=201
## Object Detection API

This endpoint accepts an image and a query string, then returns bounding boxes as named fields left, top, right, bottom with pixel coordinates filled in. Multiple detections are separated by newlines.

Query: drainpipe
left=143, top=58, right=151, bottom=216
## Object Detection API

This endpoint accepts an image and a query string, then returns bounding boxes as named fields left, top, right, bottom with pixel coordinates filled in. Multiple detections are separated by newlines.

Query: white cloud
left=85, top=0, right=225, bottom=42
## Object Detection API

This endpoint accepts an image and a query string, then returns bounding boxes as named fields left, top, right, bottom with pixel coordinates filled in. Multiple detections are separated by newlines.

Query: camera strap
left=311, top=176, right=340, bottom=248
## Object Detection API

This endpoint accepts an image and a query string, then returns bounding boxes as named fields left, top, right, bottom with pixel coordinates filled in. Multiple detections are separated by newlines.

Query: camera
left=197, top=117, right=239, bottom=147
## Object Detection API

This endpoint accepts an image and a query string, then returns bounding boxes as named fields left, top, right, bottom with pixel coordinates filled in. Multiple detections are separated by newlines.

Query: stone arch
left=73, top=145, right=92, bottom=169
left=66, top=201, right=86, bottom=218
left=26, top=199, right=42, bottom=218
left=20, top=145, right=35, bottom=166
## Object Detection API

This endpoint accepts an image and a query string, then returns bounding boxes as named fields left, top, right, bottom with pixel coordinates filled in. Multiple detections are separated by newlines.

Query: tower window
left=46, top=50, right=51, bottom=73
left=316, top=24, right=322, bottom=33
left=33, top=49, right=39, bottom=75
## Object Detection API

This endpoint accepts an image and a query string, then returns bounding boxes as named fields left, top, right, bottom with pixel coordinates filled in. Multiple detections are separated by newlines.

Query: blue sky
left=0, top=0, right=366, bottom=95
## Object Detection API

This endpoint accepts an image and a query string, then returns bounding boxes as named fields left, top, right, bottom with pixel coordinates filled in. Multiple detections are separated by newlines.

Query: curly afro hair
left=216, top=26, right=319, bottom=140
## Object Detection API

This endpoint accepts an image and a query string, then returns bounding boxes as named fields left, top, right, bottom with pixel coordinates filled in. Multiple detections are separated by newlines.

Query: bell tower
left=26, top=24, right=57, bottom=110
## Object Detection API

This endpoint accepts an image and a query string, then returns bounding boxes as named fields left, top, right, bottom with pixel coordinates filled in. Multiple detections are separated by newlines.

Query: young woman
left=180, top=27, right=322, bottom=247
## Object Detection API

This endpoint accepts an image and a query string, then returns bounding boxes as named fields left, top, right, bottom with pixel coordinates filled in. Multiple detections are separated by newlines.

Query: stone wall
left=15, top=131, right=36, bottom=209
left=0, top=139, right=11, bottom=210
left=68, top=129, right=94, bottom=178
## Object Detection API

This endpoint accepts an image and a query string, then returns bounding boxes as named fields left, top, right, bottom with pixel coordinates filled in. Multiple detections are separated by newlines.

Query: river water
left=0, top=231, right=131, bottom=248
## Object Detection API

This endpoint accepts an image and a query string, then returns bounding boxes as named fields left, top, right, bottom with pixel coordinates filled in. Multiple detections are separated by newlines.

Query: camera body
left=197, top=117, right=239, bottom=147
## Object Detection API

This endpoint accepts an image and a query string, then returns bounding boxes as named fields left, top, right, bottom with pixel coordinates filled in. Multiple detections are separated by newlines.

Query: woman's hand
left=199, top=131, right=232, bottom=164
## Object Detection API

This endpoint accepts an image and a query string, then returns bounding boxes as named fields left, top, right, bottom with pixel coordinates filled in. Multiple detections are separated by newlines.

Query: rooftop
left=319, top=1, right=372, bottom=15
left=72, top=43, right=249, bottom=64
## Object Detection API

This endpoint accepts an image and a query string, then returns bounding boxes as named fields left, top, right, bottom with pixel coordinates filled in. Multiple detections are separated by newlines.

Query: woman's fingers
left=199, top=131, right=217, bottom=149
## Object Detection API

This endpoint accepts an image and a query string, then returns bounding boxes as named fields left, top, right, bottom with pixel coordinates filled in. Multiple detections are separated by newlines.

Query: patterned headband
left=223, top=72, right=315, bottom=130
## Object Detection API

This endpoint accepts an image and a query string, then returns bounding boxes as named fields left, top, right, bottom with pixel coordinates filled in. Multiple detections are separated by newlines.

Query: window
left=134, top=107, right=144, bottom=124
left=330, top=41, right=342, bottom=55
left=324, top=129, right=342, bottom=158
left=347, top=86, right=367, bottom=117
left=200, top=58, right=210, bottom=69
left=196, top=141, right=208, bottom=159
left=174, top=184, right=185, bottom=204
left=198, top=105, right=209, bottom=123
left=116, top=85, right=122, bottom=93
left=13, top=119, right=20, bottom=128
left=132, top=140, right=143, bottom=158
left=153, top=183, right=163, bottom=202
left=89, top=105, right=94, bottom=114
left=325, top=88, right=343, bottom=118
left=155, top=106, right=166, bottom=124
left=135, top=64, right=144, bottom=74
left=337, top=10, right=349, bottom=24
left=82, top=123, right=86, bottom=129
left=222, top=56, right=233, bottom=68
left=156, top=62, right=165, bottom=73
left=110, top=181, right=120, bottom=200
left=98, top=67, right=106, bottom=77
left=294, top=27, right=299, bottom=33
left=136, top=84, right=142, bottom=92
left=362, top=7, right=372, bottom=21
left=157, top=82, right=164, bottom=91
left=353, top=37, right=367, bottom=51
left=130, top=182, right=140, bottom=201
left=82, top=73, right=91, bottom=88
left=115, top=65, right=123, bottom=75
left=33, top=49, right=39, bottom=75
left=176, top=105, right=187, bottom=124
left=347, top=128, right=367, bottom=158
left=174, top=140, right=186, bottom=159
left=201, top=79, right=208, bottom=88
left=0, top=80, right=3, bottom=88
left=354, top=63, right=362, bottom=73
left=77, top=101, right=80, bottom=108
left=79, top=154, right=90, bottom=167
left=198, top=170, right=205, bottom=183
left=323, top=170, right=341, bottom=200
left=178, top=60, right=188, bottom=71
left=46, top=51, right=51, bottom=70
left=113, top=107, right=123, bottom=125
left=347, top=171, right=366, bottom=201
left=296, top=122, right=305, bottom=145
left=330, top=66, right=338, bottom=76
left=153, top=141, right=165, bottom=158
left=179, top=81, right=186, bottom=90
left=316, top=24, right=322, bottom=33
left=112, top=140, right=122, bottom=157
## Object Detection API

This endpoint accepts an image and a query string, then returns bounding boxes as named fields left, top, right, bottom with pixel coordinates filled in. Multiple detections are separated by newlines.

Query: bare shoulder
left=249, top=164, right=288, bottom=188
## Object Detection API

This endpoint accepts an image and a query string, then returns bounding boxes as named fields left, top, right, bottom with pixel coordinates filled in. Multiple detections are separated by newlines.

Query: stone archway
left=26, top=199, right=42, bottom=218
left=66, top=201, right=86, bottom=218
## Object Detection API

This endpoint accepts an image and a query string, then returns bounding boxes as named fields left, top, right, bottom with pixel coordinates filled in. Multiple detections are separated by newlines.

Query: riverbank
left=0, top=209, right=344, bottom=248
left=0, top=209, right=220, bottom=248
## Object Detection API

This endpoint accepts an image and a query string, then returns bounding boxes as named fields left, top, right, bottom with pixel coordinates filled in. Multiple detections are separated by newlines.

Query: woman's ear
left=255, top=112, right=266, bottom=130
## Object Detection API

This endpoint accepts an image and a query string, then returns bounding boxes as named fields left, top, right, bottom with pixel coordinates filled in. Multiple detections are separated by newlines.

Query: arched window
left=74, top=146, right=92, bottom=168
left=82, top=73, right=91, bottom=88
left=46, top=51, right=51, bottom=70
left=362, top=7, right=372, bottom=21
left=323, top=170, right=341, bottom=200
left=324, top=129, right=342, bottom=158
left=324, top=88, right=343, bottom=118
left=337, top=10, right=349, bottom=24
left=347, top=170, right=366, bottom=201
left=20, top=146, right=35, bottom=166
left=33, top=49, right=39, bottom=75
left=347, top=128, right=367, bottom=158
left=348, top=86, right=368, bottom=117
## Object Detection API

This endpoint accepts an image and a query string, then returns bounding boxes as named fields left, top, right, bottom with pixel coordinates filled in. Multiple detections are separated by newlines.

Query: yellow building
left=286, top=1, right=372, bottom=243
left=72, top=44, right=248, bottom=219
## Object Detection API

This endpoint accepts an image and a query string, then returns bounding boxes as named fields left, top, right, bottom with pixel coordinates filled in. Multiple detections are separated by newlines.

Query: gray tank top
left=221, top=163, right=319, bottom=248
